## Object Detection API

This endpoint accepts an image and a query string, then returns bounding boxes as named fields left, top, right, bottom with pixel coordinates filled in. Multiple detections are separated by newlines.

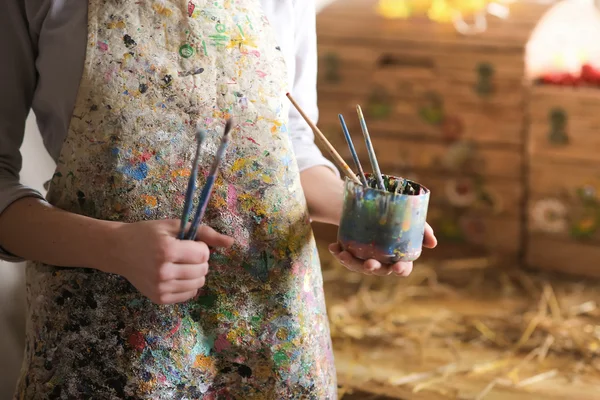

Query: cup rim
left=344, top=174, right=430, bottom=196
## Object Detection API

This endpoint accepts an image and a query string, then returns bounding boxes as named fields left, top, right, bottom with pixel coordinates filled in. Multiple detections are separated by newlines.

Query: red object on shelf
left=581, top=64, right=600, bottom=84
left=541, top=72, right=580, bottom=86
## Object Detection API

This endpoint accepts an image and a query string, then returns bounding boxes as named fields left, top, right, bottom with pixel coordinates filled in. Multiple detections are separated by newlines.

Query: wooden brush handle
left=286, top=93, right=362, bottom=185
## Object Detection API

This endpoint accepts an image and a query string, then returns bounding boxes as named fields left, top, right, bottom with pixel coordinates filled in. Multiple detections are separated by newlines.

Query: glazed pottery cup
left=338, top=173, right=430, bottom=264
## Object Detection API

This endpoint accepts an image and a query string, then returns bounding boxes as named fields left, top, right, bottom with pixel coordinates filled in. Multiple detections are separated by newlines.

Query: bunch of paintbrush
left=286, top=93, right=407, bottom=193
left=346, top=105, right=412, bottom=194
left=178, top=119, right=233, bottom=240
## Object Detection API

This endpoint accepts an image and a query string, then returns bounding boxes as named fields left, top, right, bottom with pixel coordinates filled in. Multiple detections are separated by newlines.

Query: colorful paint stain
left=367, top=86, right=392, bottom=119
left=338, top=173, right=430, bottom=263
left=419, top=91, right=444, bottom=125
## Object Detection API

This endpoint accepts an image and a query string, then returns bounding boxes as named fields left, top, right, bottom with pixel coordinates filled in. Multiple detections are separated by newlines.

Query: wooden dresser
left=311, top=0, right=600, bottom=277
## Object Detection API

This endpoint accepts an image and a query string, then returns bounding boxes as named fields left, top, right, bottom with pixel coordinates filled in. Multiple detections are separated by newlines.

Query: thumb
left=194, top=225, right=235, bottom=248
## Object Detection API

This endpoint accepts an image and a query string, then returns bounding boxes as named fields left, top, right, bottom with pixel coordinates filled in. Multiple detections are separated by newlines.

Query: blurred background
left=309, top=0, right=600, bottom=398
left=2, top=0, right=600, bottom=398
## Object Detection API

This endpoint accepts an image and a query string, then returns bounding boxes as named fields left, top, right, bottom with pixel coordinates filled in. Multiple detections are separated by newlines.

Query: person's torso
left=16, top=1, right=337, bottom=398
left=27, top=0, right=300, bottom=163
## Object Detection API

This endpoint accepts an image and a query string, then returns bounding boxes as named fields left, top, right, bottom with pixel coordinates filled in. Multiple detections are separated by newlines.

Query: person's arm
left=290, top=0, right=437, bottom=276
left=288, top=0, right=345, bottom=226
left=0, top=0, right=113, bottom=268
left=0, top=0, right=232, bottom=305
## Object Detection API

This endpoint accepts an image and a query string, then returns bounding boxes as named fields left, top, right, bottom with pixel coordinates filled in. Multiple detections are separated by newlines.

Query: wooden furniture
left=526, top=86, right=600, bottom=276
left=313, top=0, right=600, bottom=277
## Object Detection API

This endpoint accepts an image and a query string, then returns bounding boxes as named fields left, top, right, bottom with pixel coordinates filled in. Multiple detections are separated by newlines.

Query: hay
left=320, top=248, right=600, bottom=399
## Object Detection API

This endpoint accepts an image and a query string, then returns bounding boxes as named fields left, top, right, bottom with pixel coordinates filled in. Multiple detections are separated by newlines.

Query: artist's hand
left=328, top=223, right=437, bottom=276
left=102, top=220, right=234, bottom=304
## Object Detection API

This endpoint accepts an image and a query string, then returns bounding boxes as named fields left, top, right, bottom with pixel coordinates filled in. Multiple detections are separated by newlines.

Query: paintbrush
left=338, top=114, right=367, bottom=186
left=185, top=118, right=233, bottom=240
left=356, top=105, right=385, bottom=191
left=178, top=126, right=206, bottom=239
left=286, top=93, right=362, bottom=185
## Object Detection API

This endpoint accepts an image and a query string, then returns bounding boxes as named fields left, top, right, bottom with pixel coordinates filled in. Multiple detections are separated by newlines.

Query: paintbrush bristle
left=223, top=118, right=233, bottom=138
left=195, top=125, right=206, bottom=143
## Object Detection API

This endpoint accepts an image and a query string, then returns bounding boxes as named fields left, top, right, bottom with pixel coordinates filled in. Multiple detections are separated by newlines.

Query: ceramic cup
left=337, top=173, right=430, bottom=264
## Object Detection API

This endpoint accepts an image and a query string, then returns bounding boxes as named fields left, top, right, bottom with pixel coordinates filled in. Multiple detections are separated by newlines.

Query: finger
left=369, top=261, right=393, bottom=276
left=156, top=290, right=198, bottom=305
left=159, top=263, right=209, bottom=281
left=159, top=276, right=206, bottom=294
left=336, top=251, right=363, bottom=273
left=328, top=242, right=342, bottom=255
left=423, top=223, right=438, bottom=249
left=171, top=241, right=210, bottom=264
left=392, top=262, right=413, bottom=277
left=363, top=258, right=382, bottom=273
left=338, top=251, right=374, bottom=274
left=373, top=267, right=393, bottom=276
left=194, top=225, right=235, bottom=248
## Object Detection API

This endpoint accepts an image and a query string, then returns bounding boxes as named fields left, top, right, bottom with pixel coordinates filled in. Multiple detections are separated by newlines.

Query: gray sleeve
left=0, top=0, right=47, bottom=261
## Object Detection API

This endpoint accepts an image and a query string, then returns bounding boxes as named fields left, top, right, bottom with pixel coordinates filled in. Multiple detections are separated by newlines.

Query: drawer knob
left=323, top=52, right=340, bottom=83
left=548, top=108, right=569, bottom=145
left=474, top=62, right=495, bottom=97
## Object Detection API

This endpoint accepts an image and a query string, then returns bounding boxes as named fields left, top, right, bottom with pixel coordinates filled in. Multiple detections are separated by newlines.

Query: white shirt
left=0, top=0, right=336, bottom=262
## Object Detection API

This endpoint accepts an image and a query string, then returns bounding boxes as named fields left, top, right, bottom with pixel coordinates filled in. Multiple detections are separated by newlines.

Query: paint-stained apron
left=15, top=1, right=336, bottom=398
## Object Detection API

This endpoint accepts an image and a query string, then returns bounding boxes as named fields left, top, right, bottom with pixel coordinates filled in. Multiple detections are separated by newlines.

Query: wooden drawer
left=394, top=170, right=522, bottom=254
left=528, top=158, right=600, bottom=243
left=442, top=79, right=525, bottom=110
left=360, top=137, right=522, bottom=180
left=528, top=86, right=600, bottom=163
left=316, top=109, right=523, bottom=182
left=403, top=171, right=522, bottom=218
left=318, top=91, right=525, bottom=147
left=431, top=212, right=522, bottom=255
left=317, top=44, right=380, bottom=96
left=526, top=236, right=600, bottom=278
left=527, top=158, right=600, bottom=275
left=317, top=44, right=525, bottom=98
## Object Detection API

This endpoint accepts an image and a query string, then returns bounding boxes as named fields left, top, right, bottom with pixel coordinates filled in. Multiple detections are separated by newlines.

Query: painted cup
left=337, top=173, right=430, bottom=264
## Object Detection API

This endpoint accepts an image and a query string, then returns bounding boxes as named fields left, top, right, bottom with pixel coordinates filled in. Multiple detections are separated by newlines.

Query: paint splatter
left=97, top=41, right=109, bottom=51
left=128, top=331, right=146, bottom=351
left=214, top=334, right=231, bottom=352
left=120, top=163, right=148, bottom=181
left=123, top=34, right=137, bottom=48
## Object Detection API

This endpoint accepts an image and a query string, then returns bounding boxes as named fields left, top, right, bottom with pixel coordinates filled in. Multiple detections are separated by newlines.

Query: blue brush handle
left=178, top=131, right=204, bottom=239
left=357, top=106, right=385, bottom=190
left=178, top=175, right=197, bottom=239
left=339, top=114, right=367, bottom=186
left=185, top=175, right=215, bottom=240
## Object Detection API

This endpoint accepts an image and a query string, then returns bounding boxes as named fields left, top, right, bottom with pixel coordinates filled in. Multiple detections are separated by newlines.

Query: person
left=0, top=0, right=437, bottom=398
